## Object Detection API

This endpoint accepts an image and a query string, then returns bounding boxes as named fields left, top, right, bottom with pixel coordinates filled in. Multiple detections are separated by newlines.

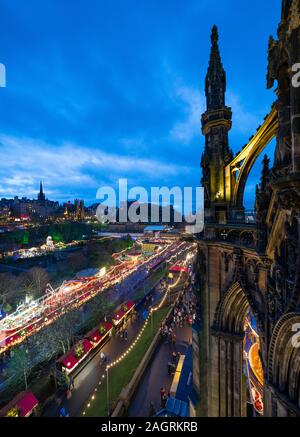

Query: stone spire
left=201, top=26, right=233, bottom=223
left=255, top=155, right=271, bottom=253
left=205, top=25, right=226, bottom=110
left=288, top=0, right=300, bottom=34
left=282, top=0, right=293, bottom=20
left=38, top=180, right=46, bottom=202
left=260, top=155, right=271, bottom=192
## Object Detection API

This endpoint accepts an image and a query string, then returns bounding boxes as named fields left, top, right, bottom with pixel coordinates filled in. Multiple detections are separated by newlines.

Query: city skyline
left=0, top=0, right=280, bottom=208
left=1, top=0, right=300, bottom=423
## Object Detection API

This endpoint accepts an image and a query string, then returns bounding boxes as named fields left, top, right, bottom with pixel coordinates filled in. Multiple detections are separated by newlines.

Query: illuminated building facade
left=194, top=0, right=300, bottom=417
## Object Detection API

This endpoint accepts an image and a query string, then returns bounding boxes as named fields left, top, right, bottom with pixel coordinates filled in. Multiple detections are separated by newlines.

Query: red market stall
left=169, top=266, right=189, bottom=273
left=86, top=322, right=113, bottom=346
left=56, top=339, right=93, bottom=374
left=112, top=301, right=135, bottom=326
left=0, top=391, right=39, bottom=417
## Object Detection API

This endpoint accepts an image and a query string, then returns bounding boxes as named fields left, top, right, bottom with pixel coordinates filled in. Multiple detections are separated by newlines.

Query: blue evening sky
left=0, top=0, right=281, bottom=209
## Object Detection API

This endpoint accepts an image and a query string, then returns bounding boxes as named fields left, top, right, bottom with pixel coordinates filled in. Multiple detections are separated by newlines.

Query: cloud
left=169, top=85, right=205, bottom=144
left=227, top=91, right=261, bottom=135
left=168, top=84, right=261, bottom=145
left=0, top=134, right=189, bottom=201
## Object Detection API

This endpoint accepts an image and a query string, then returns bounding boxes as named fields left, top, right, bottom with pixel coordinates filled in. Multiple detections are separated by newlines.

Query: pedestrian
left=162, top=392, right=167, bottom=408
left=149, top=402, right=156, bottom=417
left=59, top=406, right=69, bottom=417
left=172, top=333, right=176, bottom=345
left=100, top=351, right=107, bottom=364
left=50, top=369, right=57, bottom=389
left=124, top=329, right=128, bottom=341
left=160, top=387, right=165, bottom=402
left=64, top=374, right=70, bottom=392
left=70, top=375, right=75, bottom=390
left=163, top=326, right=168, bottom=340
left=167, top=362, right=172, bottom=376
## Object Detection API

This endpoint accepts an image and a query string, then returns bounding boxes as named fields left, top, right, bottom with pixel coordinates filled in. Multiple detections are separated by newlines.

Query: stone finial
left=288, top=0, right=300, bottom=34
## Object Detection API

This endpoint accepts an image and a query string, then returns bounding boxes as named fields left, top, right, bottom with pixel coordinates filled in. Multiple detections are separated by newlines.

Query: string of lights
left=0, top=241, right=184, bottom=355
left=81, top=248, right=195, bottom=416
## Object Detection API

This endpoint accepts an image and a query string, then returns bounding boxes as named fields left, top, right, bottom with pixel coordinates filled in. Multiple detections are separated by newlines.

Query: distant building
left=0, top=182, right=59, bottom=221
left=144, top=225, right=167, bottom=236
left=37, top=181, right=46, bottom=203
left=75, top=199, right=85, bottom=221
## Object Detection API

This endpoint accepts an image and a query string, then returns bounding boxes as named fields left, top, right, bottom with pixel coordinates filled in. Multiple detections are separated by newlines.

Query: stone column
left=210, top=335, right=221, bottom=417
left=233, top=339, right=247, bottom=416
left=290, top=27, right=300, bottom=172
left=219, top=337, right=228, bottom=417
left=215, top=334, right=247, bottom=417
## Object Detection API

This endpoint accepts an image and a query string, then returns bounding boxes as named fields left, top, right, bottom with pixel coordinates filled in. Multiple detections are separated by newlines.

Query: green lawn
left=82, top=305, right=169, bottom=417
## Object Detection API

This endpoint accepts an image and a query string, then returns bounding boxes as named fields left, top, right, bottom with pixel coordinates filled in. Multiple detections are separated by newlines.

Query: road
left=0, top=240, right=185, bottom=354
left=43, top=284, right=165, bottom=417
left=127, top=325, right=192, bottom=417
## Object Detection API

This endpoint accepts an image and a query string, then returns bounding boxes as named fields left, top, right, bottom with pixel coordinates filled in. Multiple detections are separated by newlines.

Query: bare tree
left=21, top=267, right=50, bottom=300
left=46, top=308, right=81, bottom=355
left=67, top=252, right=87, bottom=272
left=6, top=346, right=32, bottom=391
left=0, top=272, right=17, bottom=308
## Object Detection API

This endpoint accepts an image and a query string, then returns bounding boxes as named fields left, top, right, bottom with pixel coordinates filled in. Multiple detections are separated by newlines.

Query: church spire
left=205, top=25, right=226, bottom=110
left=38, top=180, right=46, bottom=202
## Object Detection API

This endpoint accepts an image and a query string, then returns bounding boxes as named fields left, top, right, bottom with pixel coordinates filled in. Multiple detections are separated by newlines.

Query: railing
left=205, top=210, right=257, bottom=227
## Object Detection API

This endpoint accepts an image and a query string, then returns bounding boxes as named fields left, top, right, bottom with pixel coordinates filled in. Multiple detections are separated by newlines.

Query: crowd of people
left=146, top=283, right=196, bottom=416
left=160, top=293, right=196, bottom=344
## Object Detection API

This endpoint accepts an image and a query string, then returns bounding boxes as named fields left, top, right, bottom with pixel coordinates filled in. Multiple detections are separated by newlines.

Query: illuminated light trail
left=0, top=241, right=187, bottom=355
left=81, top=248, right=196, bottom=416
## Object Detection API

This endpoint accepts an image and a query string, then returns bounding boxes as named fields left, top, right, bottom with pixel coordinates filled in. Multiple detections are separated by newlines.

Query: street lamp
left=106, top=367, right=109, bottom=417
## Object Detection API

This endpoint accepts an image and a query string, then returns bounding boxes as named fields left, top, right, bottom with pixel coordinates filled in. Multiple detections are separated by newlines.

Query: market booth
left=169, top=265, right=189, bottom=274
left=168, top=265, right=189, bottom=282
left=112, top=300, right=135, bottom=327
left=56, top=339, right=93, bottom=374
left=86, top=322, right=113, bottom=346
left=0, top=391, right=39, bottom=417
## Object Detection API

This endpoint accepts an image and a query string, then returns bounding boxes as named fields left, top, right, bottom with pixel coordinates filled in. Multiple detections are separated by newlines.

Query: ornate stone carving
left=288, top=0, right=300, bottom=34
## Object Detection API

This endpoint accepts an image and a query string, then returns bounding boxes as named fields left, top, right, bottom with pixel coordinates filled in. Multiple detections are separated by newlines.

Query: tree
left=0, top=272, right=17, bottom=309
left=6, top=346, right=32, bottom=391
left=21, top=267, right=50, bottom=300
left=84, top=292, right=114, bottom=331
left=67, top=252, right=87, bottom=273
left=46, top=307, right=81, bottom=355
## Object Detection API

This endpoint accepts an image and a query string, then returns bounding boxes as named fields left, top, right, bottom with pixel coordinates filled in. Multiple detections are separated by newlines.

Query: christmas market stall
left=86, top=322, right=113, bottom=347
left=56, top=339, right=93, bottom=374
left=112, top=300, right=135, bottom=327
left=0, top=391, right=39, bottom=417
